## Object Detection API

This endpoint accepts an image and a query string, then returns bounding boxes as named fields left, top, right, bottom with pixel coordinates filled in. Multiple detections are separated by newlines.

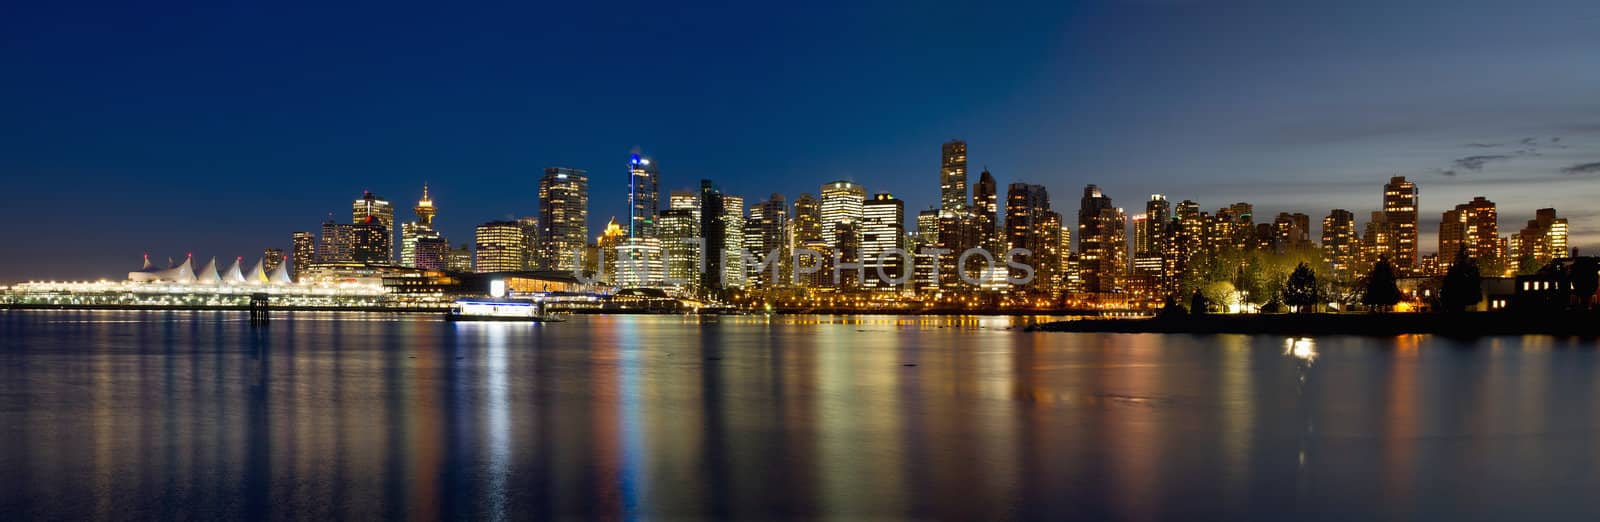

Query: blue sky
left=3, top=0, right=1598, bottom=280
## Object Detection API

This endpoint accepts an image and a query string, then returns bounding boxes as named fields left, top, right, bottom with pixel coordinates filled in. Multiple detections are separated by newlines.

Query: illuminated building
left=517, top=217, right=539, bottom=269
left=1360, top=211, right=1392, bottom=274
left=1005, top=183, right=1057, bottom=296
left=916, top=208, right=939, bottom=247
left=352, top=191, right=395, bottom=262
left=1438, top=196, right=1500, bottom=273
left=1321, top=209, right=1357, bottom=278
left=669, top=190, right=700, bottom=219
left=747, top=193, right=789, bottom=286
left=447, top=243, right=473, bottom=272
left=1383, top=176, right=1420, bottom=274
left=538, top=166, right=588, bottom=271
left=628, top=154, right=659, bottom=238
left=721, top=195, right=746, bottom=288
left=291, top=231, right=315, bottom=282
left=791, top=193, right=825, bottom=288
left=658, top=208, right=701, bottom=292
left=972, top=170, right=999, bottom=252
left=861, top=193, right=905, bottom=290
left=1077, top=185, right=1126, bottom=293
left=351, top=217, right=391, bottom=264
left=936, top=208, right=979, bottom=290
left=1512, top=208, right=1569, bottom=265
left=1170, top=200, right=1202, bottom=288
left=1271, top=212, right=1311, bottom=253
left=474, top=220, right=526, bottom=273
left=939, top=139, right=968, bottom=211
left=264, top=249, right=284, bottom=273
left=318, top=221, right=355, bottom=263
left=413, top=236, right=448, bottom=270
left=700, top=180, right=730, bottom=294
left=820, top=180, right=865, bottom=252
left=1131, top=194, right=1171, bottom=300
left=615, top=238, right=664, bottom=288
left=400, top=184, right=443, bottom=269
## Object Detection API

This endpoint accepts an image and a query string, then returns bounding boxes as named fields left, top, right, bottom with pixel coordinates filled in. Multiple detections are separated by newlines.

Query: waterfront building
left=1077, top=185, right=1126, bottom=293
left=748, top=193, right=789, bottom=287
left=861, top=193, right=905, bottom=290
left=291, top=231, right=315, bottom=282
left=1512, top=208, right=1569, bottom=266
left=318, top=221, right=356, bottom=263
left=628, top=154, right=659, bottom=238
left=820, top=180, right=865, bottom=252
left=352, top=191, right=395, bottom=262
left=939, top=139, right=968, bottom=211
left=658, top=208, right=701, bottom=292
left=1439, top=196, right=1500, bottom=272
left=400, top=184, right=442, bottom=269
left=351, top=217, right=391, bottom=264
left=721, top=195, right=746, bottom=288
left=447, top=243, right=473, bottom=272
left=264, top=249, right=284, bottom=273
left=538, top=167, right=588, bottom=271
left=791, top=193, right=825, bottom=288
left=1005, top=183, right=1057, bottom=296
left=474, top=220, right=526, bottom=273
left=1321, top=209, right=1357, bottom=278
left=972, top=169, right=999, bottom=252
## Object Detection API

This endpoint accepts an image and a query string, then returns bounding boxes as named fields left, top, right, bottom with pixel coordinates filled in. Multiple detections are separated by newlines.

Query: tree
left=1190, top=289, right=1210, bottom=315
left=1441, top=246, right=1482, bottom=313
left=1362, top=257, right=1402, bottom=312
left=1570, top=257, right=1598, bottom=310
left=1283, top=262, right=1319, bottom=313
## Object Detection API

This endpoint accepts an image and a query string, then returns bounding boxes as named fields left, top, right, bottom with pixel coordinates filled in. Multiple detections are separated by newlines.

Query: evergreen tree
left=1441, top=246, right=1482, bottom=313
left=1362, top=257, right=1402, bottom=312
left=1283, top=262, right=1318, bottom=313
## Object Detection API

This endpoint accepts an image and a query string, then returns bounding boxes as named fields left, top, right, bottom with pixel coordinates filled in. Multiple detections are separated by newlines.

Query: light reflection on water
left=3, top=310, right=1600, bottom=520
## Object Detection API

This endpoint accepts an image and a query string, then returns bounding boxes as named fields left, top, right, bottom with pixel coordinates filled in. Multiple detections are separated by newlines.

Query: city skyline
left=6, top=1, right=1600, bottom=280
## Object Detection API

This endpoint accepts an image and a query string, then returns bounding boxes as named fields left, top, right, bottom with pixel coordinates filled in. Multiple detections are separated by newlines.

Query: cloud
left=1453, top=155, right=1512, bottom=171
left=1519, top=137, right=1538, bottom=146
left=1560, top=161, right=1600, bottom=175
left=1466, top=142, right=1500, bottom=148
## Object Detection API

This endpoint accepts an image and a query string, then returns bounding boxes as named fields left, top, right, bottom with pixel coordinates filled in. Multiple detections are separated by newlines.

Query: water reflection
left=3, top=311, right=1600, bottom=520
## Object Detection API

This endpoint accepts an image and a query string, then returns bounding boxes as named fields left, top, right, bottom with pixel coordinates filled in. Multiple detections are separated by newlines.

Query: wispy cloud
left=1453, top=155, right=1512, bottom=171
left=1560, top=161, right=1600, bottom=175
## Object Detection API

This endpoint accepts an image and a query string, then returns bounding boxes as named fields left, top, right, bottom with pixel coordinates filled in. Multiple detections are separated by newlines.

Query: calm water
left=3, top=311, right=1599, bottom=521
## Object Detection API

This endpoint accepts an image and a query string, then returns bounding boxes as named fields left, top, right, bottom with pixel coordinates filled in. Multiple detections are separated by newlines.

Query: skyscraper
left=318, top=220, right=356, bottom=263
left=1383, top=176, right=1419, bottom=275
left=819, top=181, right=865, bottom=251
left=400, top=184, right=443, bottom=269
left=1321, top=209, right=1357, bottom=278
left=699, top=180, right=730, bottom=294
left=939, top=140, right=968, bottom=211
left=352, top=191, right=395, bottom=262
left=414, top=236, right=448, bottom=271
left=1005, top=183, right=1057, bottom=296
left=264, top=249, right=284, bottom=272
left=517, top=217, right=539, bottom=270
left=538, top=167, right=588, bottom=271
left=628, top=154, right=659, bottom=238
left=972, top=169, right=999, bottom=252
left=658, top=208, right=701, bottom=292
left=290, top=231, right=315, bottom=282
left=475, top=220, right=526, bottom=273
left=792, top=193, right=825, bottom=287
left=1132, top=194, right=1171, bottom=299
left=748, top=193, right=789, bottom=286
left=1077, top=185, right=1126, bottom=293
left=861, top=193, right=905, bottom=290
left=721, top=195, right=746, bottom=288
left=351, top=216, right=390, bottom=264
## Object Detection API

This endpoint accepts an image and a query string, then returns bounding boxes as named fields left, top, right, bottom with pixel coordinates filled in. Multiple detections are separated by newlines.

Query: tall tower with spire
left=414, top=183, right=436, bottom=228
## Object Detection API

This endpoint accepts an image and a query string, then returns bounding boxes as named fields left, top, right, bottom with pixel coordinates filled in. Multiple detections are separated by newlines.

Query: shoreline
left=1027, top=311, right=1600, bottom=337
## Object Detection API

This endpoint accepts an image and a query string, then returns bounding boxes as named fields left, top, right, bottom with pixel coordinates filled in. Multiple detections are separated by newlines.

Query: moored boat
left=446, top=299, right=565, bottom=322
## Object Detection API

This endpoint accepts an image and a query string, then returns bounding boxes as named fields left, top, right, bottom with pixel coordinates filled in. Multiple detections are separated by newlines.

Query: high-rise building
left=1131, top=195, right=1171, bottom=300
left=748, top=193, right=789, bottom=286
left=352, top=191, right=395, bottom=262
left=861, top=193, right=905, bottom=290
left=351, top=216, right=390, bottom=264
left=1512, top=208, right=1569, bottom=266
left=721, top=195, right=746, bottom=288
left=792, top=193, right=825, bottom=288
left=628, top=154, right=659, bottom=238
left=538, top=167, right=588, bottom=271
left=658, top=208, right=701, bottom=292
left=1271, top=212, right=1311, bottom=253
left=916, top=208, right=939, bottom=247
left=290, top=231, right=315, bottom=282
left=447, top=243, right=474, bottom=272
left=972, top=169, right=999, bottom=252
left=1078, top=185, right=1126, bottom=294
left=318, top=221, right=356, bottom=263
left=1005, top=183, right=1057, bottom=296
left=699, top=180, right=728, bottom=295
left=1438, top=196, right=1499, bottom=272
left=517, top=217, right=539, bottom=270
left=1359, top=211, right=1392, bottom=274
left=939, top=140, right=968, bottom=211
left=1321, top=209, right=1357, bottom=278
left=474, top=221, right=526, bottom=273
left=400, top=184, right=443, bottom=269
left=264, top=249, right=284, bottom=273
left=414, top=236, right=448, bottom=271
left=819, top=181, right=866, bottom=252
left=1383, top=176, right=1419, bottom=274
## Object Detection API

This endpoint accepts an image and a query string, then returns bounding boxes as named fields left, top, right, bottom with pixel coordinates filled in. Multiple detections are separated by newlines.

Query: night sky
left=4, top=0, right=1599, bottom=281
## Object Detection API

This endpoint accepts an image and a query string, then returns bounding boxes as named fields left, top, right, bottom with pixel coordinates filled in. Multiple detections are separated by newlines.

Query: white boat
left=446, top=299, right=564, bottom=322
